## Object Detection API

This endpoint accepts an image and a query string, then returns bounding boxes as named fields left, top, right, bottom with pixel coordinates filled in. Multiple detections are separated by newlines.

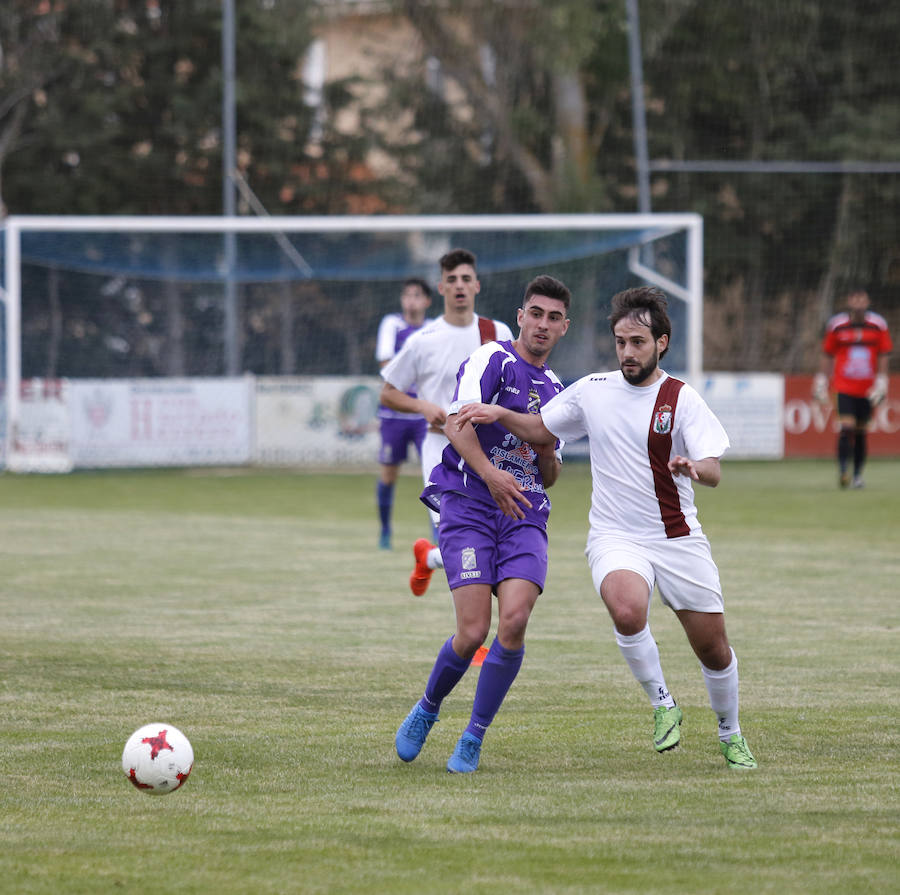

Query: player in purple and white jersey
left=394, top=275, right=570, bottom=774
left=455, top=286, right=757, bottom=771
left=374, top=278, right=432, bottom=550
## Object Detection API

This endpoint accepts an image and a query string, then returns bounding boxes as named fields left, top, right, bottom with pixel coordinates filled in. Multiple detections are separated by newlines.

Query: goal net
left=1, top=214, right=701, bottom=470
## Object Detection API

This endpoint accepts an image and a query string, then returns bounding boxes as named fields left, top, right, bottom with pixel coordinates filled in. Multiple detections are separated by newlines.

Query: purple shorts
left=438, top=490, right=549, bottom=593
left=378, top=416, right=427, bottom=465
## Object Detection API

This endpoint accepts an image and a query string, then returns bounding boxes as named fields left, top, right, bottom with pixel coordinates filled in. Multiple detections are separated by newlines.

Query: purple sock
left=376, top=481, right=393, bottom=533
left=419, top=635, right=470, bottom=714
left=465, top=637, right=524, bottom=741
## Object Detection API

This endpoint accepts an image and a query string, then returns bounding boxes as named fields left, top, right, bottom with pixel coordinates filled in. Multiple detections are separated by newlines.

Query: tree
left=641, top=0, right=900, bottom=371
left=376, top=0, right=628, bottom=214
left=4, top=1, right=410, bottom=377
left=4, top=1, right=897, bottom=377
left=0, top=1, right=112, bottom=216
left=1, top=0, right=401, bottom=217
left=2, top=1, right=306, bottom=215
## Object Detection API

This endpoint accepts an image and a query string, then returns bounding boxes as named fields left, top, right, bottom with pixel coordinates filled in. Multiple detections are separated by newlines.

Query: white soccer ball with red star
left=122, top=723, right=194, bottom=795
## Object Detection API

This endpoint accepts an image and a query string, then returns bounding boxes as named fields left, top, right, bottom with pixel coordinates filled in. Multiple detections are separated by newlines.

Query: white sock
left=701, top=647, right=741, bottom=741
left=615, top=625, right=675, bottom=708
left=428, top=547, right=443, bottom=570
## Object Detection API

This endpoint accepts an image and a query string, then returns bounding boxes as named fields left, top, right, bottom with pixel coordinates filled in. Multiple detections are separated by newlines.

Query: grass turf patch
left=0, top=460, right=897, bottom=893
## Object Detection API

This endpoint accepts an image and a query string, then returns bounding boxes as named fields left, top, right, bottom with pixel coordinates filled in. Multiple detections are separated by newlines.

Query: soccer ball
left=122, top=723, right=194, bottom=795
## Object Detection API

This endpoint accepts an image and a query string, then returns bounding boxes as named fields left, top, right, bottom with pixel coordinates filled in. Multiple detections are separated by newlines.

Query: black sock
left=838, top=428, right=852, bottom=472
left=853, top=429, right=867, bottom=476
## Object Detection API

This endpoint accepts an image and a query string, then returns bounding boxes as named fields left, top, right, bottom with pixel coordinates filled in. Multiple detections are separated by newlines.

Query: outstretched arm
left=668, top=455, right=721, bottom=487
left=454, top=402, right=556, bottom=445
left=380, top=382, right=447, bottom=429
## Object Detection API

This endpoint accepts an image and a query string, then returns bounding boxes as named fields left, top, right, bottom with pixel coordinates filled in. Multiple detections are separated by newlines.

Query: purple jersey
left=421, top=339, right=563, bottom=526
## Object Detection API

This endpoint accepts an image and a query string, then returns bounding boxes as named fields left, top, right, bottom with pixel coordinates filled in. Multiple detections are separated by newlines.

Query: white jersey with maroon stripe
left=381, top=315, right=514, bottom=414
left=540, top=370, right=729, bottom=540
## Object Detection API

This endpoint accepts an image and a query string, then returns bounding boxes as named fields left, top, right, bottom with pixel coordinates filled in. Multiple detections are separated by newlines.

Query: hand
left=868, top=374, right=888, bottom=407
left=482, top=465, right=532, bottom=519
left=668, top=455, right=699, bottom=480
left=455, top=402, right=503, bottom=430
left=812, top=373, right=829, bottom=404
left=421, top=401, right=447, bottom=429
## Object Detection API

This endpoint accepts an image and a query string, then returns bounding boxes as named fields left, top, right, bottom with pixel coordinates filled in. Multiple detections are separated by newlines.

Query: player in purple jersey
left=394, top=275, right=570, bottom=773
left=375, top=278, right=432, bottom=549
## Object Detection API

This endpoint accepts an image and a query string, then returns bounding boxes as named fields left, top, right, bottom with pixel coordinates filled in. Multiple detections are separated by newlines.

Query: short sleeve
left=451, top=343, right=505, bottom=408
left=675, top=385, right=730, bottom=460
left=380, top=336, right=418, bottom=392
left=375, top=315, right=398, bottom=363
left=540, top=378, right=588, bottom=442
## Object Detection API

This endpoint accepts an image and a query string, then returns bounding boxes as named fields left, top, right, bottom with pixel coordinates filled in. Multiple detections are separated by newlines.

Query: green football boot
left=653, top=703, right=683, bottom=752
left=719, top=734, right=757, bottom=769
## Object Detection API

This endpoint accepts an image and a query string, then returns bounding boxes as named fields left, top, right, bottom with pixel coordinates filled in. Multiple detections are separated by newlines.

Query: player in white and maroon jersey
left=380, top=249, right=513, bottom=596
left=455, top=286, right=757, bottom=770
left=813, top=287, right=893, bottom=489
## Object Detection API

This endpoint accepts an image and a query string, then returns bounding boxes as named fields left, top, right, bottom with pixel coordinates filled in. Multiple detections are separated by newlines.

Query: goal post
left=1, top=213, right=703, bottom=468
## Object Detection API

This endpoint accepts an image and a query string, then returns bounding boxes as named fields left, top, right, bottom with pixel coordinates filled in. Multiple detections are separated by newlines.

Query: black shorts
left=836, top=392, right=872, bottom=425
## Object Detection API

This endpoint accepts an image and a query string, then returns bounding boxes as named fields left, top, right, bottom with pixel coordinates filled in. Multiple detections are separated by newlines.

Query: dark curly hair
left=609, top=286, right=671, bottom=358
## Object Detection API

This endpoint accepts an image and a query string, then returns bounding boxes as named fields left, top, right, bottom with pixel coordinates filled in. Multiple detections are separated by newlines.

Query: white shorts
left=585, top=533, right=724, bottom=613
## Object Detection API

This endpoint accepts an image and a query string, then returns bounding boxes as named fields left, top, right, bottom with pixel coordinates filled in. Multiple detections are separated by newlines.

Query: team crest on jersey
left=527, top=388, right=541, bottom=414
left=461, top=547, right=477, bottom=571
left=653, top=403, right=673, bottom=434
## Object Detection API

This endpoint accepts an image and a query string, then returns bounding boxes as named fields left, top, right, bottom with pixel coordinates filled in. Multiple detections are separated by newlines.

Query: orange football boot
left=409, top=538, right=436, bottom=596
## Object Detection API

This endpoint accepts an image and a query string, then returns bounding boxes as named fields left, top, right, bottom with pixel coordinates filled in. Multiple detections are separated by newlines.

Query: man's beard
left=523, top=336, right=550, bottom=360
left=620, top=350, right=659, bottom=385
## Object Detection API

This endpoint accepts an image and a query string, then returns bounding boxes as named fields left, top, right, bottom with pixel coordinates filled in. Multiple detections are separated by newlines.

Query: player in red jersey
left=813, top=288, right=893, bottom=488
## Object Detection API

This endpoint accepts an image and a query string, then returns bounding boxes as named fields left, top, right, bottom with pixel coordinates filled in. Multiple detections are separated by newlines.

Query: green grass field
left=1, top=460, right=898, bottom=894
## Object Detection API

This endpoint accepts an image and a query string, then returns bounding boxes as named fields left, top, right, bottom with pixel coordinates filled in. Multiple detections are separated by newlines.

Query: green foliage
left=0, top=461, right=898, bottom=893
left=645, top=1, right=900, bottom=284
left=0, top=0, right=398, bottom=216
left=378, top=0, right=627, bottom=214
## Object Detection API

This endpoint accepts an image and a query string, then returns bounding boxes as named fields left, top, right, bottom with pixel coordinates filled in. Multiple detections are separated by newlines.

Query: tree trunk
left=783, top=175, right=855, bottom=371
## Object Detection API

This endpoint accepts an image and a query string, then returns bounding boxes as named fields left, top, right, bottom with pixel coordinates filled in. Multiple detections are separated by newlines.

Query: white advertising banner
left=69, top=378, right=252, bottom=468
left=691, top=373, right=784, bottom=459
left=7, top=378, right=73, bottom=473
left=254, top=376, right=382, bottom=467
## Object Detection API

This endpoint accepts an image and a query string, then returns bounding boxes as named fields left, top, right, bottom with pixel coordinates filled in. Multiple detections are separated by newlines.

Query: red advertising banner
left=784, top=375, right=900, bottom=457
